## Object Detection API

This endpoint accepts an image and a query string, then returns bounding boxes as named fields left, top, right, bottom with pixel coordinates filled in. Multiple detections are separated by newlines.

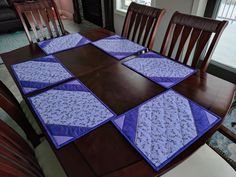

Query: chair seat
left=20, top=100, right=43, bottom=135
left=35, top=139, right=67, bottom=177
left=0, top=8, right=18, bottom=21
left=162, top=144, right=236, bottom=177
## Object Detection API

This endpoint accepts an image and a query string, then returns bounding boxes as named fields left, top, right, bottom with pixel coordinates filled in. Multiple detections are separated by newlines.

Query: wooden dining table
left=1, top=28, right=236, bottom=177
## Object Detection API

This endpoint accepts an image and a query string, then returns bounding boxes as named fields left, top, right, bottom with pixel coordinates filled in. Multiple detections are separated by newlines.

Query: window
left=117, top=0, right=151, bottom=12
left=211, top=0, right=236, bottom=70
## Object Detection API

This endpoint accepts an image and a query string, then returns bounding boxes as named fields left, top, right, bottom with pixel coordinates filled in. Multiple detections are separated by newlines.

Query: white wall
left=113, top=0, right=208, bottom=52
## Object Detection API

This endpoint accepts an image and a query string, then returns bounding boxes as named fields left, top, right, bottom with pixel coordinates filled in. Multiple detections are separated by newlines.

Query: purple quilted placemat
left=92, top=35, right=146, bottom=60
left=112, top=90, right=220, bottom=172
left=38, top=33, right=91, bottom=54
left=123, top=52, right=196, bottom=88
left=28, top=80, right=116, bottom=149
left=11, top=55, right=73, bottom=94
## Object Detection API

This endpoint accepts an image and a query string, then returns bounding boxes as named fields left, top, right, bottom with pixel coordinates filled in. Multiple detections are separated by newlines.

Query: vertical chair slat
left=132, top=13, right=142, bottom=42
left=137, top=15, right=148, bottom=44
left=142, top=16, right=155, bottom=47
left=160, top=21, right=175, bottom=56
left=183, top=28, right=202, bottom=65
left=122, top=11, right=132, bottom=37
left=175, top=26, right=192, bottom=60
left=51, top=0, right=66, bottom=34
left=24, top=11, right=39, bottom=41
left=39, top=8, right=53, bottom=38
left=47, top=8, right=60, bottom=36
left=147, top=11, right=162, bottom=49
left=167, top=24, right=184, bottom=58
left=31, top=10, right=45, bottom=40
left=127, top=11, right=138, bottom=39
left=17, top=11, right=32, bottom=42
left=192, top=31, right=212, bottom=67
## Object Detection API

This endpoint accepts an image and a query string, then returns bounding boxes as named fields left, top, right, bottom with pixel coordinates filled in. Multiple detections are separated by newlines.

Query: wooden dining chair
left=122, top=2, right=165, bottom=49
left=14, top=0, right=66, bottom=43
left=0, top=81, right=40, bottom=147
left=0, top=80, right=68, bottom=177
left=160, top=11, right=228, bottom=72
left=0, top=117, right=68, bottom=177
left=0, top=119, right=44, bottom=177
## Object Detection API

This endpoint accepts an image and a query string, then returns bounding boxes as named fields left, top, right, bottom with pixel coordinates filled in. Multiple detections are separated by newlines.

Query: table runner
left=28, top=80, right=116, bottom=149
left=11, top=55, right=73, bottom=94
left=123, top=52, right=196, bottom=88
left=112, top=90, right=220, bottom=172
left=92, top=35, right=146, bottom=60
left=38, top=33, right=91, bottom=54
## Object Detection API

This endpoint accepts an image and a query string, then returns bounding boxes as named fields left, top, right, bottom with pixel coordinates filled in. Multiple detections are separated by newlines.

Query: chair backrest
left=160, top=11, right=228, bottom=72
left=14, top=0, right=66, bottom=43
left=122, top=2, right=165, bottom=49
left=0, top=81, right=40, bottom=147
left=0, top=119, right=44, bottom=177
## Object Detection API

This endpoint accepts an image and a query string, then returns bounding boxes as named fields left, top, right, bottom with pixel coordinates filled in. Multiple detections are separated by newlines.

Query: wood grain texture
left=1, top=28, right=235, bottom=177
left=219, top=125, right=236, bottom=143
left=14, top=0, right=66, bottom=43
left=122, top=2, right=165, bottom=49
left=0, top=120, right=44, bottom=177
left=0, top=81, right=41, bottom=147
left=160, top=11, right=228, bottom=72
left=173, top=71, right=236, bottom=118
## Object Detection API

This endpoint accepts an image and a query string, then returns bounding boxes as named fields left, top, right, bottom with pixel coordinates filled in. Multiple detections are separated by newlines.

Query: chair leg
left=218, top=125, right=236, bottom=144
left=228, top=101, right=236, bottom=114
left=232, top=101, right=236, bottom=108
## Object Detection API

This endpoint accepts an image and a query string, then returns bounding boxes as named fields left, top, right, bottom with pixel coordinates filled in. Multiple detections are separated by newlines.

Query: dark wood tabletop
left=1, top=28, right=236, bottom=177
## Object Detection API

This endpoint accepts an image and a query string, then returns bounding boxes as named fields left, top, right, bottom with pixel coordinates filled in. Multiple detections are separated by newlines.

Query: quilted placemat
left=11, top=55, right=73, bottom=94
left=38, top=33, right=91, bottom=54
left=28, top=80, right=116, bottom=149
left=112, top=90, right=221, bottom=172
left=92, top=35, right=146, bottom=60
left=123, top=52, right=196, bottom=88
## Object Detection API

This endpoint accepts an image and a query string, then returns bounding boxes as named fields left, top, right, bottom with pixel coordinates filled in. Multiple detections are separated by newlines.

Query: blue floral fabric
left=123, top=52, right=196, bottom=88
left=113, top=90, right=220, bottom=172
left=28, top=80, right=115, bottom=149
left=11, top=55, right=73, bottom=94
left=92, top=35, right=146, bottom=60
left=38, top=33, right=91, bottom=54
